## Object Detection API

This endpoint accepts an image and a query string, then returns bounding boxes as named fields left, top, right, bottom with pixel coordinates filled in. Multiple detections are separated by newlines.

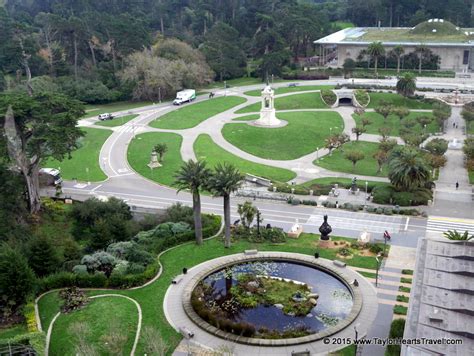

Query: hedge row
left=372, top=186, right=432, bottom=206
left=36, top=215, right=221, bottom=293
left=320, top=200, right=425, bottom=216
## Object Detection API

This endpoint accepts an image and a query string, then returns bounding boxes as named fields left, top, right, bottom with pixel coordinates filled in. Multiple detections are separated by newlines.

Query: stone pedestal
left=147, top=151, right=162, bottom=169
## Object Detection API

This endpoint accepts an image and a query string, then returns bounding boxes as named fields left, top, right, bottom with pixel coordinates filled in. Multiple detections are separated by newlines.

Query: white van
left=98, top=113, right=114, bottom=120
left=39, top=168, right=63, bottom=186
left=173, top=89, right=196, bottom=105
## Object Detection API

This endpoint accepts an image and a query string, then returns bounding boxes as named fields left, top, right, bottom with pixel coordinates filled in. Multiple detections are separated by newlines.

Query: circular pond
left=190, top=259, right=354, bottom=341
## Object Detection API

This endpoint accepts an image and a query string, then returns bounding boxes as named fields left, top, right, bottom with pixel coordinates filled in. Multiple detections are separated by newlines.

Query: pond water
left=198, top=260, right=353, bottom=335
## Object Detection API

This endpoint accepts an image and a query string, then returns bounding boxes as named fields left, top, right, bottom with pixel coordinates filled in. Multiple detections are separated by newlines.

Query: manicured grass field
left=222, top=111, right=343, bottom=160
left=300, top=177, right=390, bottom=190
left=0, top=324, right=28, bottom=340
left=315, top=141, right=390, bottom=177
left=469, top=170, right=474, bottom=185
left=244, top=85, right=335, bottom=97
left=127, top=132, right=183, bottom=187
left=235, top=92, right=328, bottom=113
left=49, top=297, right=138, bottom=356
left=44, top=128, right=112, bottom=182
left=38, top=233, right=384, bottom=355
left=367, top=93, right=434, bottom=109
left=233, top=114, right=259, bottom=121
left=353, top=111, right=438, bottom=136
left=94, top=114, right=138, bottom=127
left=194, top=134, right=296, bottom=182
left=149, top=96, right=246, bottom=129
left=83, top=101, right=153, bottom=118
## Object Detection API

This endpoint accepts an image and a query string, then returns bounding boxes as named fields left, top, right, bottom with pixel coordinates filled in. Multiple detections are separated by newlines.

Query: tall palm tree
left=388, top=147, right=431, bottom=191
left=392, top=45, right=404, bottom=74
left=367, top=42, right=385, bottom=76
left=207, top=163, right=244, bottom=248
left=415, top=45, right=427, bottom=74
left=174, top=160, right=211, bottom=245
left=396, top=73, right=416, bottom=97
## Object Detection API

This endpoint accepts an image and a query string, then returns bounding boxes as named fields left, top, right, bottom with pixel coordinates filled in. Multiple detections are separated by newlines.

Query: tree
left=373, top=150, right=388, bottom=174
left=415, top=45, right=428, bottom=73
left=174, top=160, right=211, bottom=245
left=237, top=201, right=258, bottom=229
left=396, top=73, right=416, bottom=97
left=417, top=115, right=432, bottom=128
left=388, top=147, right=431, bottom=191
left=207, top=163, right=244, bottom=248
left=324, top=133, right=350, bottom=155
left=379, top=137, right=397, bottom=153
left=425, top=138, right=448, bottom=156
left=154, top=143, right=168, bottom=162
left=367, top=42, right=385, bottom=76
left=378, top=126, right=392, bottom=139
left=361, top=117, right=372, bottom=128
left=28, top=235, right=61, bottom=277
left=443, top=230, right=473, bottom=241
left=343, top=58, right=356, bottom=77
left=344, top=150, right=365, bottom=171
left=392, top=45, right=405, bottom=74
left=1, top=92, right=84, bottom=213
left=0, top=245, right=35, bottom=315
left=352, top=125, right=366, bottom=141
left=201, top=22, right=246, bottom=81
left=428, top=154, right=447, bottom=169
left=375, top=105, right=393, bottom=122
left=392, top=107, right=409, bottom=121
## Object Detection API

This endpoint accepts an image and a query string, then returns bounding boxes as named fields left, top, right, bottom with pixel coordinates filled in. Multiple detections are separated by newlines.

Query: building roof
left=314, top=20, right=474, bottom=47
left=402, top=235, right=474, bottom=356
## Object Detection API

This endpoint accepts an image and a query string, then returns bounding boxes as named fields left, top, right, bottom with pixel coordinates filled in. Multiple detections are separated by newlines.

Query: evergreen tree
left=28, top=235, right=61, bottom=277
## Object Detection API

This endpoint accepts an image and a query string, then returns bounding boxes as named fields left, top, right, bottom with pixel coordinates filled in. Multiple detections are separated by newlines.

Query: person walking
left=456, top=181, right=459, bottom=190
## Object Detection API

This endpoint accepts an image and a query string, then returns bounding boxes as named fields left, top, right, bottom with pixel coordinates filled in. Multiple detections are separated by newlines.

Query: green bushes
left=321, top=89, right=337, bottom=106
left=372, top=185, right=431, bottom=206
left=354, top=89, right=369, bottom=106
left=386, top=319, right=406, bottom=356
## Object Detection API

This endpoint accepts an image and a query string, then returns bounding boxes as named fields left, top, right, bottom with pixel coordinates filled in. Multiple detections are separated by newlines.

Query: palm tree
left=367, top=42, right=385, bottom=76
left=154, top=143, right=168, bottom=162
left=388, top=147, right=431, bottom=191
left=415, top=45, right=427, bottom=74
left=207, top=163, right=244, bottom=248
left=443, top=230, right=474, bottom=241
left=392, top=45, right=404, bottom=74
left=174, top=160, right=211, bottom=245
left=396, top=73, right=416, bottom=97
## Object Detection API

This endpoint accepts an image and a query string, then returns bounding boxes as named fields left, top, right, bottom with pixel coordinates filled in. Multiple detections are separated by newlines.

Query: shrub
left=72, top=265, right=88, bottom=275
left=383, top=207, right=393, bottom=215
left=291, top=198, right=300, bottom=206
left=302, top=200, right=317, bottom=206
left=375, top=208, right=383, bottom=214
left=372, top=186, right=394, bottom=204
left=327, top=202, right=336, bottom=208
left=387, top=319, right=406, bottom=356
left=23, top=302, right=38, bottom=333
left=338, top=247, right=351, bottom=256
left=354, top=89, right=369, bottom=106
left=321, top=89, right=337, bottom=106
left=366, top=206, right=376, bottom=213
left=59, top=287, right=89, bottom=313
left=261, top=227, right=286, bottom=243
left=369, top=244, right=383, bottom=254
left=392, top=191, right=412, bottom=206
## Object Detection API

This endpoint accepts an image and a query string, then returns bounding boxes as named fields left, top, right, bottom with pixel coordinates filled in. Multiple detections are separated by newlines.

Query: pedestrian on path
left=456, top=181, right=459, bottom=190
left=453, top=122, right=456, bottom=128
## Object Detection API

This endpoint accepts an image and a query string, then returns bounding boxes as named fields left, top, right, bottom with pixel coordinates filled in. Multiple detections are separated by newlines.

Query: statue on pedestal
left=254, top=85, right=281, bottom=126
left=147, top=151, right=162, bottom=169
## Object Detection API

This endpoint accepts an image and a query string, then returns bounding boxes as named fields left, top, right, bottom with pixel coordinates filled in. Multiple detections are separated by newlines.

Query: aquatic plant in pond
left=191, top=260, right=353, bottom=339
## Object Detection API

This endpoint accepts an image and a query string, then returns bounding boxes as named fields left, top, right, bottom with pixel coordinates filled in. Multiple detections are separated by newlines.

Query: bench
left=333, top=260, right=347, bottom=268
left=179, top=327, right=194, bottom=339
left=244, top=249, right=258, bottom=255
left=171, top=275, right=183, bottom=284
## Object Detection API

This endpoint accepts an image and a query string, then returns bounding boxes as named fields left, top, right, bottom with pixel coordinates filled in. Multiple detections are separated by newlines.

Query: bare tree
left=142, top=326, right=168, bottom=356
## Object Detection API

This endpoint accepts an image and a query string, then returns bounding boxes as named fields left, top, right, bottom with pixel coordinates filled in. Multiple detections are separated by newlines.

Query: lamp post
left=158, top=87, right=162, bottom=103
left=224, top=80, right=227, bottom=97
left=256, top=210, right=261, bottom=238
left=316, top=147, right=319, bottom=161
left=271, top=74, right=274, bottom=86
left=365, top=181, right=368, bottom=206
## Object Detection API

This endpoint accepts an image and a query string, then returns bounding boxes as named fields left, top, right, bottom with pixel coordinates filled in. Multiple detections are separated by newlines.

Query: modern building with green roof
left=314, top=19, right=474, bottom=71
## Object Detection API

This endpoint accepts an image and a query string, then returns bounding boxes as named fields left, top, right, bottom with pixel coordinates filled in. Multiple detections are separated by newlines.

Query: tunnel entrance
left=338, top=97, right=353, bottom=106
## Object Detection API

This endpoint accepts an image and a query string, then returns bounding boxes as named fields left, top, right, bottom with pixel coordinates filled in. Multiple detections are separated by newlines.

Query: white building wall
left=337, top=44, right=470, bottom=71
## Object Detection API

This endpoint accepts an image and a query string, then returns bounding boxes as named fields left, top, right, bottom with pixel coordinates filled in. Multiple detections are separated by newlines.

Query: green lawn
left=83, top=101, right=153, bottom=118
left=94, top=114, right=138, bottom=127
left=467, top=121, right=474, bottom=134
left=222, top=111, right=343, bottom=160
left=469, top=169, right=474, bottom=185
left=0, top=324, right=28, bottom=340
left=38, top=233, right=384, bottom=355
left=353, top=111, right=438, bottom=136
left=233, top=114, right=259, bottom=121
left=235, top=92, right=328, bottom=113
left=300, top=177, right=390, bottom=190
left=244, top=85, right=335, bottom=97
left=49, top=297, right=138, bottom=356
left=149, top=96, right=246, bottom=129
left=194, top=134, right=296, bottom=182
left=315, top=141, right=390, bottom=177
left=127, top=132, right=183, bottom=187
left=353, top=68, right=455, bottom=78
left=44, top=127, right=112, bottom=182
left=367, top=93, right=434, bottom=109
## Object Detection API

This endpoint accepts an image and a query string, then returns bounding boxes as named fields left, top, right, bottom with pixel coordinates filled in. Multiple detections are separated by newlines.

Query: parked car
left=98, top=113, right=114, bottom=120
left=39, top=168, right=63, bottom=186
